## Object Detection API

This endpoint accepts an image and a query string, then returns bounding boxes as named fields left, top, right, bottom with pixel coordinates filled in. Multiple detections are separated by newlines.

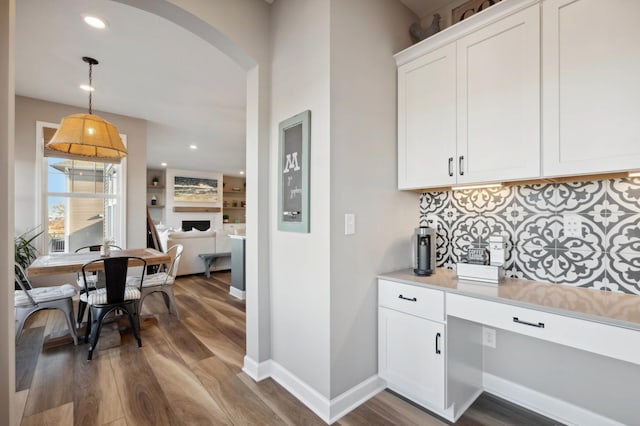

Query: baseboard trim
left=242, top=358, right=383, bottom=424
left=242, top=356, right=271, bottom=381
left=269, top=360, right=331, bottom=423
left=229, top=287, right=245, bottom=299
left=328, top=375, right=386, bottom=424
left=483, top=373, right=624, bottom=426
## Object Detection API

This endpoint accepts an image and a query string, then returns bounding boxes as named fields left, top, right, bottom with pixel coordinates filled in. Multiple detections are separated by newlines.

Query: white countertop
left=379, top=268, right=640, bottom=332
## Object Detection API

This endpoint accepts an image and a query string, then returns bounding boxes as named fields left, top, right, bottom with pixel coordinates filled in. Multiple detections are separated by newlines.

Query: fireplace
left=182, top=220, right=211, bottom=231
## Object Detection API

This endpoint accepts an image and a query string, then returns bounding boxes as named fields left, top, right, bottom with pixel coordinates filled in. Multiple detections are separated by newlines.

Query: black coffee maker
left=414, top=226, right=436, bottom=276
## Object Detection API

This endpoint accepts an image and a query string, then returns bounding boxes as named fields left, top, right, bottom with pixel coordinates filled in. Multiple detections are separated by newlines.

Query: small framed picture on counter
left=278, top=110, right=311, bottom=233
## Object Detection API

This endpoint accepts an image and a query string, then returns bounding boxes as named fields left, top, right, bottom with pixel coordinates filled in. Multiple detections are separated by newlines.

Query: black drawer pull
left=435, top=332, right=441, bottom=354
left=459, top=156, right=465, bottom=176
left=448, top=157, right=454, bottom=177
left=513, top=317, right=545, bottom=328
left=398, top=295, right=417, bottom=302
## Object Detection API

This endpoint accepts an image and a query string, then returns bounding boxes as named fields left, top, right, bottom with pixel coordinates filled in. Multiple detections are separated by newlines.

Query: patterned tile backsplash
left=419, top=177, right=640, bottom=295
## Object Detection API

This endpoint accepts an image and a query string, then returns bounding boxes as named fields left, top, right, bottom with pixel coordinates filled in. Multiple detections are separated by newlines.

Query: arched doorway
left=1, top=2, right=271, bottom=423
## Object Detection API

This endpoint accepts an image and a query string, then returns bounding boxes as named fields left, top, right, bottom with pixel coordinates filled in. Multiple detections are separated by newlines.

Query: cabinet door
left=379, top=307, right=445, bottom=410
left=456, top=5, right=540, bottom=184
left=543, top=0, right=640, bottom=176
left=398, top=43, right=456, bottom=189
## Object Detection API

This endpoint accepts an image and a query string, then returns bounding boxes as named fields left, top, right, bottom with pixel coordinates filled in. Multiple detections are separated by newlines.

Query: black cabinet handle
left=513, top=317, right=545, bottom=328
left=398, top=294, right=417, bottom=302
left=448, top=157, right=454, bottom=177
left=435, top=332, right=441, bottom=354
left=459, top=156, right=465, bottom=176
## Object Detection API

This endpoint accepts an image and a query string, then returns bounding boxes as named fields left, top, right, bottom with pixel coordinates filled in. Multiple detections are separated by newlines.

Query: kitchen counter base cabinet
left=379, top=269, right=640, bottom=424
left=378, top=279, right=482, bottom=422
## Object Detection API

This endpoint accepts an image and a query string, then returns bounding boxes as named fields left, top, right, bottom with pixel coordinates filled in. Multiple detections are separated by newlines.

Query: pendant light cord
left=88, top=61, right=93, bottom=114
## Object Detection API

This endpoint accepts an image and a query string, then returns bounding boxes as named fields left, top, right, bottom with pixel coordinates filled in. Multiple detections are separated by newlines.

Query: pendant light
left=47, top=57, right=127, bottom=161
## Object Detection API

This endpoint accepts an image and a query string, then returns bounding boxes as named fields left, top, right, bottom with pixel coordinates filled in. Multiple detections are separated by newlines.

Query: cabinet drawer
left=379, top=279, right=444, bottom=322
left=447, top=293, right=640, bottom=366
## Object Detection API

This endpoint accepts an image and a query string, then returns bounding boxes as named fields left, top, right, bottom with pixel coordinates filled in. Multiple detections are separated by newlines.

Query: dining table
left=26, top=247, right=171, bottom=278
left=25, top=248, right=171, bottom=349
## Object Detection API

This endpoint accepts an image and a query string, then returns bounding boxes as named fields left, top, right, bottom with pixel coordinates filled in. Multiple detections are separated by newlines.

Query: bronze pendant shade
left=47, top=57, right=127, bottom=161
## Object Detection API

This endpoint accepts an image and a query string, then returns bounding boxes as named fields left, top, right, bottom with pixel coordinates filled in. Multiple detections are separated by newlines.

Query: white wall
left=14, top=96, right=148, bottom=248
left=164, top=167, right=223, bottom=231
left=269, top=0, right=418, bottom=404
left=270, top=0, right=332, bottom=398
left=0, top=1, right=15, bottom=424
left=328, top=0, right=417, bottom=398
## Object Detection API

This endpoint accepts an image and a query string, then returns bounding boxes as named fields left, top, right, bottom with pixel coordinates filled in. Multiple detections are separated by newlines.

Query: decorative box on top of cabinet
left=542, top=0, right=640, bottom=177
left=396, top=0, right=541, bottom=190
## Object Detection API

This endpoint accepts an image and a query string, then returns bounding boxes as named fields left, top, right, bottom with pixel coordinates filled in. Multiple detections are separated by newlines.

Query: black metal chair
left=14, top=263, right=78, bottom=345
left=80, top=256, right=146, bottom=360
left=75, top=244, right=122, bottom=327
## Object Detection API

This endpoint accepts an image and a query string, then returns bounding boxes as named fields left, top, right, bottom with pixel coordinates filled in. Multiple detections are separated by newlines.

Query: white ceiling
left=15, top=0, right=247, bottom=175
left=15, top=0, right=441, bottom=176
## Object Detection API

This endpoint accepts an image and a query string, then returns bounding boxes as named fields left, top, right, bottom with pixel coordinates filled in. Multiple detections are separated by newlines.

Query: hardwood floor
left=15, top=272, right=560, bottom=425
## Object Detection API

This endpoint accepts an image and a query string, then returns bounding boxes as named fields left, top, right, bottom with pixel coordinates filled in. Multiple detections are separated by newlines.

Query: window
left=36, top=121, right=127, bottom=254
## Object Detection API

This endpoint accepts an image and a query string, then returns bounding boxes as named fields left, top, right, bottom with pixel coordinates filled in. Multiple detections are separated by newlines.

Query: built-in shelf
left=147, top=168, right=167, bottom=224
left=223, top=175, right=246, bottom=224
left=173, top=206, right=221, bottom=213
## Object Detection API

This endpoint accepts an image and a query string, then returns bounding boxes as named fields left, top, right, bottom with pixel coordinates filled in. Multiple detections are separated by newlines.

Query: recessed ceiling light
left=161, top=162, right=167, bottom=167
left=80, top=84, right=94, bottom=92
left=83, top=15, right=108, bottom=29
left=239, top=170, right=245, bottom=175
left=189, top=144, right=198, bottom=150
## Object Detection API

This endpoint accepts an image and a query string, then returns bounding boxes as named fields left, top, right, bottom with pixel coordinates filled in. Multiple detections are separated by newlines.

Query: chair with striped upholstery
left=81, top=256, right=146, bottom=360
left=127, top=244, right=183, bottom=319
left=14, top=263, right=78, bottom=345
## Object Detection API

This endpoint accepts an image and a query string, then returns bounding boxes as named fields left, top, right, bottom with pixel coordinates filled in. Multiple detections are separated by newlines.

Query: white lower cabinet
left=378, top=307, right=445, bottom=410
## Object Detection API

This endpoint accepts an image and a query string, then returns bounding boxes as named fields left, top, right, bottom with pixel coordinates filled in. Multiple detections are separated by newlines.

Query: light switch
left=344, top=213, right=355, bottom=235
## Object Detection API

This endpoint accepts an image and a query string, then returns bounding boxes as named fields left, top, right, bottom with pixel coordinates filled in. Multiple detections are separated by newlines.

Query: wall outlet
left=483, top=326, right=496, bottom=348
left=425, top=214, right=439, bottom=230
left=563, top=214, right=583, bottom=238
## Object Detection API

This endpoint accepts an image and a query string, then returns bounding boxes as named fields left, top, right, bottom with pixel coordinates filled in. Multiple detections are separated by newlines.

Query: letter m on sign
left=283, top=152, right=301, bottom=173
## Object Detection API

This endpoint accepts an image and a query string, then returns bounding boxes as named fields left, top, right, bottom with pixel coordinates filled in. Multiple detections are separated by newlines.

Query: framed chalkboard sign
left=278, top=110, right=310, bottom=233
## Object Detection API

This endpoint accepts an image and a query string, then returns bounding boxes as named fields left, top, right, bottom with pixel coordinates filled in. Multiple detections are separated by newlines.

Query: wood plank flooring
left=15, top=271, right=560, bottom=425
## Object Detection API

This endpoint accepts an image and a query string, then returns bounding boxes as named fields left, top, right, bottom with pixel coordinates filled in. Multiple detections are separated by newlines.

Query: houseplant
left=15, top=226, right=42, bottom=270
left=152, top=176, right=160, bottom=186
left=15, top=227, right=43, bottom=289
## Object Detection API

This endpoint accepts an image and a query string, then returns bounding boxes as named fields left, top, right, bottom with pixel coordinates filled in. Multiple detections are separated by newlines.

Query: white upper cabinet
left=396, top=0, right=541, bottom=190
left=542, top=0, right=640, bottom=176
left=398, top=44, right=456, bottom=189
left=457, top=5, right=540, bottom=184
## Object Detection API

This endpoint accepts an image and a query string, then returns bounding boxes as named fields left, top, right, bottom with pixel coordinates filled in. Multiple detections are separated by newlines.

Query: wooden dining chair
left=14, top=263, right=78, bottom=345
left=75, top=244, right=122, bottom=327
left=127, top=244, right=183, bottom=319
left=80, top=256, right=146, bottom=360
